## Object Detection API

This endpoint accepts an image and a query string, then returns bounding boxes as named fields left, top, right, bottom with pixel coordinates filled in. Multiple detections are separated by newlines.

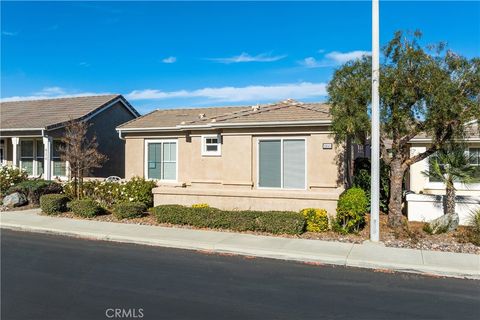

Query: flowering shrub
left=0, top=166, right=28, bottom=196
left=300, top=208, right=329, bottom=232
left=63, top=177, right=156, bottom=207
left=192, top=203, right=209, bottom=208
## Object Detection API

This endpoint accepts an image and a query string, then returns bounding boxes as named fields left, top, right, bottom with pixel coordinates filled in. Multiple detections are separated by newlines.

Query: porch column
left=11, top=137, right=19, bottom=168
left=43, top=136, right=52, bottom=180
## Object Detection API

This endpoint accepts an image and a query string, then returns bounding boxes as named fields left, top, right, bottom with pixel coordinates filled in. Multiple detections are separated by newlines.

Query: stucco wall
left=124, top=126, right=345, bottom=213
left=409, top=143, right=480, bottom=196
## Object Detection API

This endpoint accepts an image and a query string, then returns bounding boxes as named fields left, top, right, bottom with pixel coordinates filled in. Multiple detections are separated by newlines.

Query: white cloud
left=162, top=56, right=177, bottom=64
left=1, top=87, right=109, bottom=102
left=79, top=62, right=90, bottom=67
left=325, top=50, right=371, bottom=64
left=126, top=82, right=327, bottom=103
left=209, top=52, right=286, bottom=64
left=299, top=57, right=333, bottom=68
left=35, top=87, right=66, bottom=95
left=2, top=31, right=18, bottom=36
left=299, top=50, right=371, bottom=68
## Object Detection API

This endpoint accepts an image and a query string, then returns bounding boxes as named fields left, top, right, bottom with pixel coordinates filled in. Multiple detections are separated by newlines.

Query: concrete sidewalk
left=1, top=209, right=479, bottom=279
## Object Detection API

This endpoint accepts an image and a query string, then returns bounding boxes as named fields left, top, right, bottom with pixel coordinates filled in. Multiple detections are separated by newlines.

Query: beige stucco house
left=117, top=99, right=345, bottom=214
left=407, top=121, right=480, bottom=224
left=0, top=95, right=139, bottom=179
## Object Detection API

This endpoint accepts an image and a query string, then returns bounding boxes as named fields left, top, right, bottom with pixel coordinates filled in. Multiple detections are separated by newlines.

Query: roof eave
left=117, top=120, right=332, bottom=133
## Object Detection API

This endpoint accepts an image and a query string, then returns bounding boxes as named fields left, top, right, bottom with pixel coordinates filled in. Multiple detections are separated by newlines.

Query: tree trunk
left=445, top=185, right=456, bottom=217
left=388, top=159, right=406, bottom=227
left=345, top=136, right=353, bottom=188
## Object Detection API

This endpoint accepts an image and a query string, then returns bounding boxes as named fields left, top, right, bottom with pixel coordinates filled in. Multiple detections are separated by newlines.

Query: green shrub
left=300, top=208, right=329, bottom=232
left=69, top=199, right=103, bottom=218
left=333, top=187, right=368, bottom=234
left=40, top=194, right=69, bottom=215
left=467, top=209, right=480, bottom=246
left=0, top=166, right=28, bottom=196
left=353, top=158, right=391, bottom=213
left=7, top=179, right=63, bottom=205
left=112, top=202, right=147, bottom=219
left=64, top=177, right=156, bottom=207
left=152, top=205, right=306, bottom=235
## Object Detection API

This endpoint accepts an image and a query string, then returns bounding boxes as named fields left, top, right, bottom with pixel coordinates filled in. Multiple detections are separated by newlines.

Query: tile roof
left=118, top=99, right=331, bottom=130
left=412, top=121, right=479, bottom=140
left=0, top=94, right=128, bottom=130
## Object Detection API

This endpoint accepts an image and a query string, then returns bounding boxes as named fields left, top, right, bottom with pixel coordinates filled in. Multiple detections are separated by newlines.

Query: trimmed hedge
left=40, top=194, right=69, bottom=215
left=112, top=202, right=147, bottom=219
left=69, top=199, right=103, bottom=218
left=152, top=205, right=306, bottom=235
left=7, top=179, right=63, bottom=205
left=300, top=208, right=329, bottom=232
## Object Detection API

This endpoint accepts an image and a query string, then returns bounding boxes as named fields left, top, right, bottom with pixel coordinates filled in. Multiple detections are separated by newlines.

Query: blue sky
left=1, top=1, right=479, bottom=114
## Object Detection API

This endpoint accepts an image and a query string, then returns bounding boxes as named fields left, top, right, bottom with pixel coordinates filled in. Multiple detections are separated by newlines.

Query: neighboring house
left=407, top=121, right=480, bottom=224
left=0, top=95, right=139, bottom=179
left=117, top=99, right=344, bottom=214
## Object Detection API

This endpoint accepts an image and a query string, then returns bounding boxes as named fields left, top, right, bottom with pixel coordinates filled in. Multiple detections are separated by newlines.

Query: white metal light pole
left=370, top=0, right=380, bottom=242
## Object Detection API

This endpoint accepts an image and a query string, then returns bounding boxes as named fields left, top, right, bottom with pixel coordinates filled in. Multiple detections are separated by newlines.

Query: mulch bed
left=30, top=210, right=479, bottom=255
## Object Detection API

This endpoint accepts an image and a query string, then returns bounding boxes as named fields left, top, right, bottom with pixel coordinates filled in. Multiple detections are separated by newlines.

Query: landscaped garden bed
left=38, top=206, right=480, bottom=255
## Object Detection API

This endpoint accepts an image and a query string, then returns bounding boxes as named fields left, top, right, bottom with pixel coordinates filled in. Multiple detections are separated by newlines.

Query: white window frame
left=51, top=139, right=67, bottom=179
left=201, top=134, right=222, bottom=156
left=256, top=137, right=307, bottom=190
left=144, top=139, right=178, bottom=182
left=20, top=139, right=36, bottom=177
left=425, top=148, right=480, bottom=191
left=0, top=139, right=7, bottom=166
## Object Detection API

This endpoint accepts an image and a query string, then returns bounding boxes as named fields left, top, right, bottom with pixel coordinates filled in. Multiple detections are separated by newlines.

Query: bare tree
left=59, top=120, right=108, bottom=199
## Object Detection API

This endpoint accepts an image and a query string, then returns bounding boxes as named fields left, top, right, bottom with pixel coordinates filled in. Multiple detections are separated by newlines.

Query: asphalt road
left=1, top=229, right=479, bottom=320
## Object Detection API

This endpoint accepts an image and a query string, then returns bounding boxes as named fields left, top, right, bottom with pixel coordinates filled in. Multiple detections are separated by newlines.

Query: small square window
left=202, top=135, right=221, bottom=156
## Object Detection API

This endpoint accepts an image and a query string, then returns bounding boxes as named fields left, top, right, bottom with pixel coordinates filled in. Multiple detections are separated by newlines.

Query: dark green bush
left=152, top=205, right=305, bottom=235
left=69, top=199, right=103, bottom=218
left=40, top=194, right=69, bottom=215
left=112, top=202, right=147, bottom=219
left=7, top=179, right=63, bottom=205
left=333, top=187, right=368, bottom=234
left=353, top=157, right=391, bottom=213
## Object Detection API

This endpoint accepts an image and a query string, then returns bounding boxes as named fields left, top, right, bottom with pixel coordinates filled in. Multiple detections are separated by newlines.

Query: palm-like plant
left=422, top=144, right=476, bottom=217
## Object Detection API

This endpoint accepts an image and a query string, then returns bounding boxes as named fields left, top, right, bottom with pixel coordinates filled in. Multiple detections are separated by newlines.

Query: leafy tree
left=422, top=144, right=476, bottom=217
left=328, top=56, right=371, bottom=187
left=328, top=31, right=480, bottom=228
left=59, top=120, right=108, bottom=199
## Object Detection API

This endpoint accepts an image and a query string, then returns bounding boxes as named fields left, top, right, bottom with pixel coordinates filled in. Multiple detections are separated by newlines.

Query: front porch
left=0, top=136, right=67, bottom=180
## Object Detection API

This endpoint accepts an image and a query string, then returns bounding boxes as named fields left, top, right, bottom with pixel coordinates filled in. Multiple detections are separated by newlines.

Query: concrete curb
left=1, top=211, right=479, bottom=280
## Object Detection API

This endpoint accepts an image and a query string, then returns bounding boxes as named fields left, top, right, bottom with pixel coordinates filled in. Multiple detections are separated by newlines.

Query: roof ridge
left=201, top=101, right=293, bottom=123
left=297, top=103, right=330, bottom=115
left=152, top=105, right=248, bottom=112
left=0, top=94, right=119, bottom=104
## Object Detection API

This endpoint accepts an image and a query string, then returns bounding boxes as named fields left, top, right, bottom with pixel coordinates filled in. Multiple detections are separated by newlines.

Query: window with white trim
left=20, top=140, right=34, bottom=175
left=52, top=140, right=66, bottom=177
left=428, top=147, right=480, bottom=182
left=201, top=135, right=221, bottom=156
left=258, top=138, right=306, bottom=189
left=36, top=140, right=44, bottom=176
left=146, top=140, right=177, bottom=181
left=469, top=147, right=480, bottom=180
left=0, top=139, right=6, bottom=166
